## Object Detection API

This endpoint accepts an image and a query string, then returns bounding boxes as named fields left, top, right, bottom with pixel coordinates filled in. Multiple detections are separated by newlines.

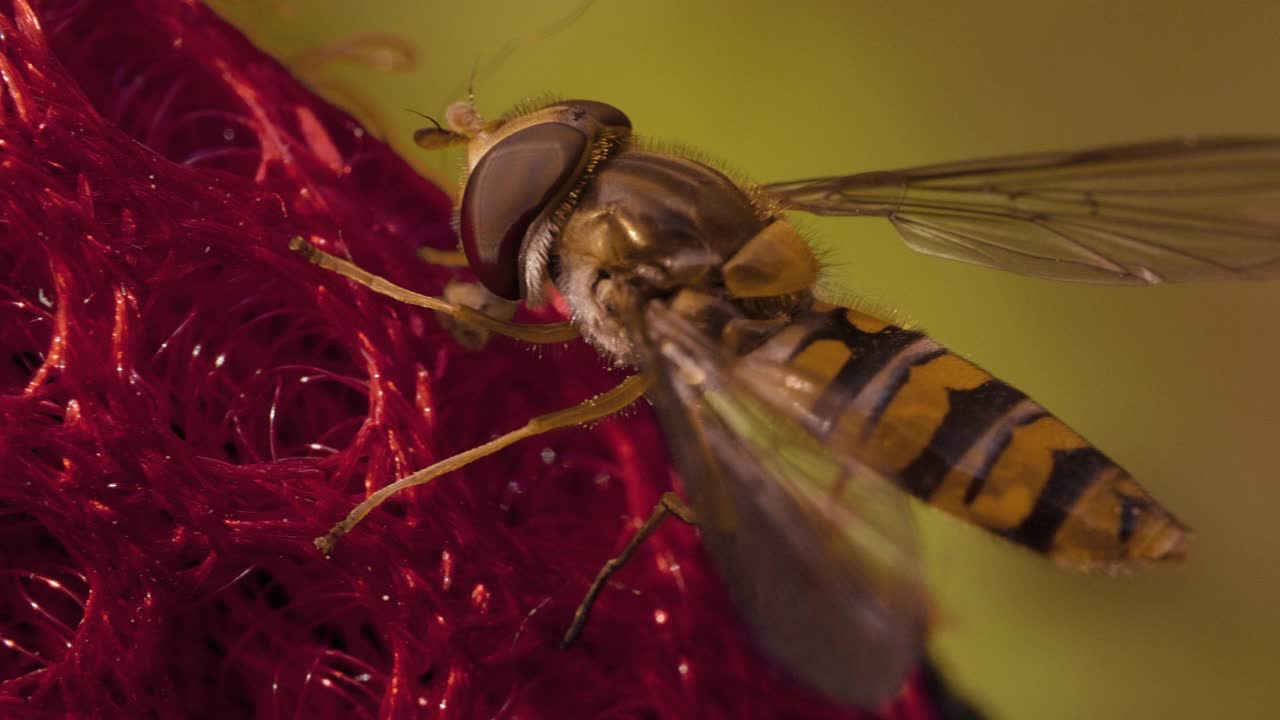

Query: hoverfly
left=293, top=95, right=1280, bottom=707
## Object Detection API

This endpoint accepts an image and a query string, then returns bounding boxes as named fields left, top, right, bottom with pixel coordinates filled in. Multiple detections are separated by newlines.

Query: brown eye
left=560, top=100, right=631, bottom=131
left=460, top=123, right=587, bottom=299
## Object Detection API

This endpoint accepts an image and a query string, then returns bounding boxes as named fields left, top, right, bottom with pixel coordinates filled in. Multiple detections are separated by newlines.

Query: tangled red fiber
left=0, top=1, right=980, bottom=717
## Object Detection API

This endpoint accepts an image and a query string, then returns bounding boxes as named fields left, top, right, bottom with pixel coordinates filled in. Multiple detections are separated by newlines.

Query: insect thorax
left=551, top=148, right=813, bottom=365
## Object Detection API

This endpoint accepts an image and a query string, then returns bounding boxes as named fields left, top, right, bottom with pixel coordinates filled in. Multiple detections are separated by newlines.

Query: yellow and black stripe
left=745, top=305, right=1188, bottom=569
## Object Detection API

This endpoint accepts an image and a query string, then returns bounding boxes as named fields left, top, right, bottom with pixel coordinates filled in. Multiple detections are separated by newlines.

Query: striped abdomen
left=746, top=305, right=1189, bottom=569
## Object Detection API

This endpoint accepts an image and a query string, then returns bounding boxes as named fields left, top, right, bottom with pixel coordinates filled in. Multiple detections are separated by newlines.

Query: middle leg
left=315, top=373, right=652, bottom=555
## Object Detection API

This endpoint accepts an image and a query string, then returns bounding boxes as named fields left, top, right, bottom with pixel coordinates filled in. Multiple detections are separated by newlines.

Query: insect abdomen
left=748, top=305, right=1189, bottom=569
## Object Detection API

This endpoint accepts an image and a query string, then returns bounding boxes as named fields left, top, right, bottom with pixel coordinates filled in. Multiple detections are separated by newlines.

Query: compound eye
left=561, top=100, right=631, bottom=131
left=460, top=123, right=587, bottom=299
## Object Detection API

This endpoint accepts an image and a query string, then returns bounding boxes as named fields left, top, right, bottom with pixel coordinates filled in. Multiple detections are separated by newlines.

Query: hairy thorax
left=552, top=149, right=810, bottom=364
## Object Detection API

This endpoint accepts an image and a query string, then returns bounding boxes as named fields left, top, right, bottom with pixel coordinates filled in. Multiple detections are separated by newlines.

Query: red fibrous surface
left=0, top=1, right=974, bottom=718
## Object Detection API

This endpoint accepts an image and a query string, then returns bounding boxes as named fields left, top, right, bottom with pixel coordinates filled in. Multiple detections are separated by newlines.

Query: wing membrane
left=637, top=301, right=927, bottom=707
left=763, top=136, right=1280, bottom=284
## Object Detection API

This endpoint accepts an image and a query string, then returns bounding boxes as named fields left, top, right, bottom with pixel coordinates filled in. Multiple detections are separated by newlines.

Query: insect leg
left=289, top=236, right=579, bottom=344
left=314, top=373, right=652, bottom=555
left=437, top=281, right=520, bottom=349
left=560, top=491, right=697, bottom=649
left=416, top=246, right=471, bottom=267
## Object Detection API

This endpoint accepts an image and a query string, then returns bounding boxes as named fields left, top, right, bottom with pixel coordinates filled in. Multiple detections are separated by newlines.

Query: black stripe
left=793, top=311, right=928, bottom=437
left=863, top=346, right=947, bottom=433
left=962, top=409, right=1049, bottom=505
left=1002, top=446, right=1112, bottom=553
left=784, top=308, right=864, bottom=360
left=1115, top=492, right=1151, bottom=546
left=899, top=380, right=1027, bottom=499
left=962, top=432, right=1013, bottom=505
left=811, top=338, right=938, bottom=438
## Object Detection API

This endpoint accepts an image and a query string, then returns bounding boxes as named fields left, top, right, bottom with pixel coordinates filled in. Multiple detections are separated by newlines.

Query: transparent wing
left=763, top=136, right=1280, bottom=284
left=636, top=301, right=927, bottom=707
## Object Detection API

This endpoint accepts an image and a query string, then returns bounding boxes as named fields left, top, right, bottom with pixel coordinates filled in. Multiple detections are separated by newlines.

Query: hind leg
left=560, top=492, right=698, bottom=648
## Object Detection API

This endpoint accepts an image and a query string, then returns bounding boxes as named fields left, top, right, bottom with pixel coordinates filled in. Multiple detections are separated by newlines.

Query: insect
left=292, top=97, right=1280, bottom=707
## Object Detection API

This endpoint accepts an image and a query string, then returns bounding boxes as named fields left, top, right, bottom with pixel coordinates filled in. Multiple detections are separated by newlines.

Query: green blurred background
left=213, top=1, right=1280, bottom=717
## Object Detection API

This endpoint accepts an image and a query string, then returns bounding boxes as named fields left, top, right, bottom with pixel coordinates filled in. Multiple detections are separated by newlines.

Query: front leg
left=290, top=236, right=578, bottom=344
left=441, top=280, right=518, bottom=349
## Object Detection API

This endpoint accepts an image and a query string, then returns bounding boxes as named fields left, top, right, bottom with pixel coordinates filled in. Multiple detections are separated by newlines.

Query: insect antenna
left=409, top=108, right=466, bottom=150
left=449, top=0, right=601, bottom=109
